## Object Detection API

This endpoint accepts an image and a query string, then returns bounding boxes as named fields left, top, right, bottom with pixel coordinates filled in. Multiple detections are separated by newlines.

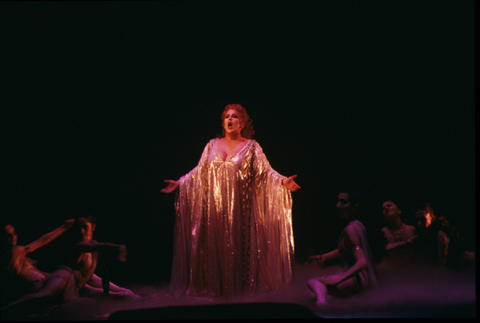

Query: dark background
left=2, top=1, right=474, bottom=285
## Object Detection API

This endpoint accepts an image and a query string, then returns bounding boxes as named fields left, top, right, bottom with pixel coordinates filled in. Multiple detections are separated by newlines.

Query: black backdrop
left=2, top=1, right=475, bottom=285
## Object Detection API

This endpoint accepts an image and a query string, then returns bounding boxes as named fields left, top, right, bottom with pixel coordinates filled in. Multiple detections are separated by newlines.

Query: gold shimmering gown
left=170, top=138, right=294, bottom=298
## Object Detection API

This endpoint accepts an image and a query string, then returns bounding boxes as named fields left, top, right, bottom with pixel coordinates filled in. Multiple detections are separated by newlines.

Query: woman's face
left=337, top=192, right=356, bottom=220
left=223, top=109, right=244, bottom=135
left=382, top=201, right=401, bottom=221
left=77, top=218, right=95, bottom=242
left=415, top=209, right=434, bottom=229
left=4, top=225, right=17, bottom=247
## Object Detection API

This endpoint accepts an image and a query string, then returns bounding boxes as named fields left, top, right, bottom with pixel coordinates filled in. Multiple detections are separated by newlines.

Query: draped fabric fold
left=348, top=220, right=378, bottom=289
left=169, top=138, right=294, bottom=298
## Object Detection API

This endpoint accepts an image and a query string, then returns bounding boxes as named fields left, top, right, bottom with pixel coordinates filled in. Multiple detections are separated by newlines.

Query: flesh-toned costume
left=8, top=255, right=47, bottom=287
left=382, top=223, right=416, bottom=266
left=382, top=223, right=416, bottom=244
left=44, top=243, right=99, bottom=301
left=336, top=220, right=377, bottom=291
left=170, top=138, right=294, bottom=298
left=2, top=247, right=47, bottom=303
left=44, top=266, right=85, bottom=300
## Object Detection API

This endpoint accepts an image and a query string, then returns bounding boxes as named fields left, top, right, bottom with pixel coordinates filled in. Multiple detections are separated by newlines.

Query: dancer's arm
left=76, top=241, right=127, bottom=259
left=384, top=225, right=417, bottom=251
left=385, top=237, right=417, bottom=250
left=92, top=251, right=110, bottom=295
left=319, top=227, right=367, bottom=286
left=309, top=249, right=340, bottom=265
left=24, top=219, right=75, bottom=254
left=75, top=241, right=127, bottom=283
left=385, top=240, right=407, bottom=250
left=322, top=249, right=341, bottom=262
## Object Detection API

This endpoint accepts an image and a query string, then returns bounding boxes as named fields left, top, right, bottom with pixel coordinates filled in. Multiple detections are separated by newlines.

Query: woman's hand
left=308, top=254, right=324, bottom=266
left=406, top=235, right=418, bottom=244
left=118, top=245, right=127, bottom=262
left=161, top=180, right=180, bottom=193
left=283, top=175, right=301, bottom=192
left=62, top=219, right=75, bottom=230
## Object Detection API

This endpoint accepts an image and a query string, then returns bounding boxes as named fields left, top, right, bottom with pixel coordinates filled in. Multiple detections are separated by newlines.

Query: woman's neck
left=224, top=131, right=244, bottom=142
left=388, top=216, right=403, bottom=230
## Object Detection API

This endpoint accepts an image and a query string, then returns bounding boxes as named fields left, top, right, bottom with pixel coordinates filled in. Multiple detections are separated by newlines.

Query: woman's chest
left=74, top=252, right=96, bottom=270
left=215, top=139, right=249, bottom=162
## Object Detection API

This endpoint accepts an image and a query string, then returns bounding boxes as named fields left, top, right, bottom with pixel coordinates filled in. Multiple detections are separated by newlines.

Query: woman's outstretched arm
left=24, top=219, right=75, bottom=254
left=161, top=180, right=180, bottom=193
left=309, top=249, right=340, bottom=265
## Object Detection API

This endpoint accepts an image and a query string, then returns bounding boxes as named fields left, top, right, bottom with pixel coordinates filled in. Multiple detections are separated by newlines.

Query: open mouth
left=228, top=122, right=232, bottom=128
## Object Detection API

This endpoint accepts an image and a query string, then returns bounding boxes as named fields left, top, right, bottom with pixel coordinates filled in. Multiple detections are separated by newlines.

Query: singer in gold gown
left=161, top=104, right=301, bottom=298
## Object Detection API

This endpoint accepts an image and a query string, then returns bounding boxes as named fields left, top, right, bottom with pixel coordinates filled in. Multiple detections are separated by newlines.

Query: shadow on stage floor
left=107, top=302, right=476, bottom=320
left=108, top=302, right=318, bottom=320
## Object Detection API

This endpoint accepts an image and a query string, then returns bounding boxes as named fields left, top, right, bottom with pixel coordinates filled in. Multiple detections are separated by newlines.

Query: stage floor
left=4, top=261, right=476, bottom=320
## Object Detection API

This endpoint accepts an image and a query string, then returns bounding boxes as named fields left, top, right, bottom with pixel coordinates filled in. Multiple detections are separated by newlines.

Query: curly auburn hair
left=221, top=104, right=255, bottom=139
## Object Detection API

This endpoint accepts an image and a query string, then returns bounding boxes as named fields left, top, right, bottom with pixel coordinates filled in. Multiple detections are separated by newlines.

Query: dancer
left=307, top=192, right=384, bottom=305
left=411, top=203, right=449, bottom=266
left=379, top=200, right=417, bottom=267
left=413, top=203, right=474, bottom=268
left=1, top=216, right=135, bottom=315
left=2, top=219, right=74, bottom=304
left=162, top=104, right=300, bottom=298
left=381, top=200, right=417, bottom=250
left=2, top=218, right=137, bottom=307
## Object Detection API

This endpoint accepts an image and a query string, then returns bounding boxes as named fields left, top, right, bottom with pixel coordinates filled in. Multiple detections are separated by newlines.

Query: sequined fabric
left=170, top=138, right=294, bottom=298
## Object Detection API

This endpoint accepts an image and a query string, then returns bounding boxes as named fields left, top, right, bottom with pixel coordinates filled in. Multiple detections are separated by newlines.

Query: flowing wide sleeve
left=170, top=140, right=213, bottom=296
left=249, top=141, right=294, bottom=292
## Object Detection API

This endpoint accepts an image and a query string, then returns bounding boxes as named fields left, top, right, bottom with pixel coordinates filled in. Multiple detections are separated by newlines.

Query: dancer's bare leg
left=330, top=276, right=360, bottom=297
left=82, top=274, right=140, bottom=300
left=307, top=279, right=328, bottom=305
left=307, top=275, right=360, bottom=305
left=81, top=285, right=139, bottom=300
left=1, top=271, right=70, bottom=313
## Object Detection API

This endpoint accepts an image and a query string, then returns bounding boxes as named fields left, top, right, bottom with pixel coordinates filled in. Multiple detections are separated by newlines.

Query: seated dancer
left=379, top=200, right=417, bottom=267
left=307, top=191, right=385, bottom=305
left=1, top=216, right=137, bottom=315
left=411, top=203, right=449, bottom=266
left=413, top=203, right=474, bottom=268
left=381, top=200, right=417, bottom=251
left=2, top=219, right=75, bottom=304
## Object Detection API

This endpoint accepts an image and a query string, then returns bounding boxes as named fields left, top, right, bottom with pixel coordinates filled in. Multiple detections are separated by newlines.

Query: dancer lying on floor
left=2, top=219, right=75, bottom=304
left=1, top=216, right=138, bottom=316
left=307, top=191, right=385, bottom=305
